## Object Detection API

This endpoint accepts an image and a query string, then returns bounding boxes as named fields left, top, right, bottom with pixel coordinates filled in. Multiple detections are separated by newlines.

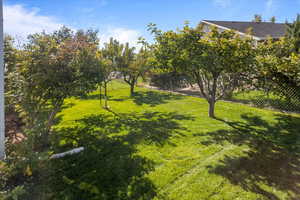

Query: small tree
left=118, top=42, right=151, bottom=96
left=270, top=16, right=276, bottom=23
left=253, top=14, right=262, bottom=22
left=18, top=27, right=100, bottom=148
left=117, top=43, right=136, bottom=96
left=150, top=24, right=255, bottom=118
left=98, top=57, right=114, bottom=108
left=100, top=38, right=123, bottom=108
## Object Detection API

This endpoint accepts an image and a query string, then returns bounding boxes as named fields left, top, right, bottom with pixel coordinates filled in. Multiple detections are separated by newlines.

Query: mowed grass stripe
left=159, top=144, right=236, bottom=193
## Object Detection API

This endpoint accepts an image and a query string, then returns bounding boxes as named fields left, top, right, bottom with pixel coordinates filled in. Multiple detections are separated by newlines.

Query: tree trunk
left=208, top=99, right=215, bottom=118
left=99, top=85, right=102, bottom=105
left=208, top=76, right=218, bottom=118
left=42, top=105, right=60, bottom=148
left=104, top=82, right=108, bottom=108
left=130, top=83, right=135, bottom=96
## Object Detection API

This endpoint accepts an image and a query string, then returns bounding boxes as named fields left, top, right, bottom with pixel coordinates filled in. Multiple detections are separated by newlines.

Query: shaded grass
left=202, top=114, right=300, bottom=200
left=132, top=91, right=184, bottom=107
left=51, top=81, right=300, bottom=200
left=51, top=111, right=193, bottom=200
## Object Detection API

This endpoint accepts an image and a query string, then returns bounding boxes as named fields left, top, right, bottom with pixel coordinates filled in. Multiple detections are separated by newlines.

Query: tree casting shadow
left=132, top=91, right=183, bottom=107
left=200, top=113, right=300, bottom=200
left=50, top=111, right=194, bottom=199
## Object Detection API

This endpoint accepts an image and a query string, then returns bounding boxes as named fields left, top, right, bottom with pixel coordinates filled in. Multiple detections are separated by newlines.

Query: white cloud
left=266, top=0, right=273, bottom=8
left=99, top=27, right=141, bottom=48
left=3, top=4, right=63, bottom=38
left=264, top=0, right=278, bottom=18
left=3, top=4, right=141, bottom=48
left=213, top=0, right=232, bottom=8
left=265, top=0, right=274, bottom=12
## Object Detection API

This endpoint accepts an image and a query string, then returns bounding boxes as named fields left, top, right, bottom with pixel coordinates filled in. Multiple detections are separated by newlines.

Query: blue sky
left=3, top=0, right=300, bottom=45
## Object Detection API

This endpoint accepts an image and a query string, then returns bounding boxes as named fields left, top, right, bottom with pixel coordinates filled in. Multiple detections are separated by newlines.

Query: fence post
left=0, top=0, right=5, bottom=160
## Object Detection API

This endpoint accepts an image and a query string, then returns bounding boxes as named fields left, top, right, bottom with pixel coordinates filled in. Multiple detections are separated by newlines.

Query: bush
left=150, top=72, right=191, bottom=90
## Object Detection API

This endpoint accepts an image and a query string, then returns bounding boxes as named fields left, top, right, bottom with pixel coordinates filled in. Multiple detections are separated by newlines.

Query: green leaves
left=286, top=14, right=300, bottom=52
left=255, top=37, right=300, bottom=99
left=150, top=24, right=255, bottom=117
left=101, top=37, right=152, bottom=96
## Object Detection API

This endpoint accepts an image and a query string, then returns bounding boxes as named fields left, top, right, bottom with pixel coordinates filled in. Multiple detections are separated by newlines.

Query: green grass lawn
left=50, top=80, right=300, bottom=200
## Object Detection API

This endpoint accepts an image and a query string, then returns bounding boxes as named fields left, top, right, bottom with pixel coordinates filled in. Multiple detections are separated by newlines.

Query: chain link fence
left=233, top=84, right=300, bottom=113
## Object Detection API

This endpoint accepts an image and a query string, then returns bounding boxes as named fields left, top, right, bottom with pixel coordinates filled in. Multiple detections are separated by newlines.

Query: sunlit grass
left=51, top=80, right=300, bottom=200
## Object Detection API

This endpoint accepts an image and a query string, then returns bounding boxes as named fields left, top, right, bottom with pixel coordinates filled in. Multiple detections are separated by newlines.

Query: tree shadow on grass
left=50, top=111, right=194, bottom=200
left=61, top=102, right=76, bottom=109
left=132, top=91, right=183, bottom=107
left=199, top=113, right=300, bottom=200
left=77, top=93, right=100, bottom=100
left=78, top=93, right=131, bottom=103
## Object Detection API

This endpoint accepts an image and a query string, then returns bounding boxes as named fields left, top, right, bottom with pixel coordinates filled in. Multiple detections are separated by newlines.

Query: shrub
left=150, top=72, right=191, bottom=90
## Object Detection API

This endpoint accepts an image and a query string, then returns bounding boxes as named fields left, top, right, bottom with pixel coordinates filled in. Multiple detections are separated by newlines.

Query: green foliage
left=255, top=37, right=300, bottom=102
left=98, top=38, right=124, bottom=107
left=286, top=14, right=300, bottom=52
left=4, top=35, right=18, bottom=74
left=4, top=35, right=21, bottom=112
left=2, top=27, right=104, bottom=199
left=102, top=38, right=152, bottom=97
left=23, top=27, right=100, bottom=103
left=8, top=27, right=102, bottom=149
left=0, top=144, right=51, bottom=200
left=116, top=42, right=137, bottom=95
left=2, top=186, right=26, bottom=200
left=149, top=24, right=255, bottom=117
left=150, top=72, right=190, bottom=90
left=270, top=16, right=276, bottom=23
left=102, top=38, right=124, bottom=67
left=252, top=14, right=262, bottom=22
left=3, top=18, right=300, bottom=200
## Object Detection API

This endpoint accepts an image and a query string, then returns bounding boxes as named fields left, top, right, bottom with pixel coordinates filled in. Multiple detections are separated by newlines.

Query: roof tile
left=202, top=20, right=287, bottom=39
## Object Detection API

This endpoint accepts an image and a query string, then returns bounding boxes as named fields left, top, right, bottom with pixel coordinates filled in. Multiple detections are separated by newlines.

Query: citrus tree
left=118, top=42, right=151, bottom=96
left=150, top=24, right=255, bottom=118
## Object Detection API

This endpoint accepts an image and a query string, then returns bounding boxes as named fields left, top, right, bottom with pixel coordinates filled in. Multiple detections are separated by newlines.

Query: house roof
left=202, top=20, right=287, bottom=40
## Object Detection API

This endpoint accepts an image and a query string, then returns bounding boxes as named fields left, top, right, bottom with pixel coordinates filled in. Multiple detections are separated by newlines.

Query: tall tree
left=286, top=14, right=300, bottom=52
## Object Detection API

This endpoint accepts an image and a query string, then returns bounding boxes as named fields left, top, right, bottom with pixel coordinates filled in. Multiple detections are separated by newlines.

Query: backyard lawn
left=50, top=80, right=300, bottom=200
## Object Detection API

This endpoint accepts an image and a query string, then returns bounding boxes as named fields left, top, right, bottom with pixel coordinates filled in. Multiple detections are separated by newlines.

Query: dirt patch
left=5, top=112, right=25, bottom=144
